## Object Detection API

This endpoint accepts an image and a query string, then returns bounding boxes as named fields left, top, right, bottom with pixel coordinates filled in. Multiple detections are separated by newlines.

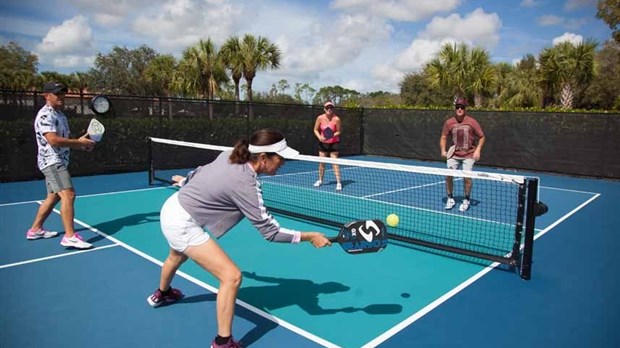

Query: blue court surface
left=1, top=157, right=619, bottom=348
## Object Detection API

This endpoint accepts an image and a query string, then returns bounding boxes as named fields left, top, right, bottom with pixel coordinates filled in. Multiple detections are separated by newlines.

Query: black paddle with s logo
left=328, top=220, right=388, bottom=254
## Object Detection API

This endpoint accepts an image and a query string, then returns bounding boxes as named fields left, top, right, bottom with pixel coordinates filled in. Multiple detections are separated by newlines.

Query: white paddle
left=88, top=118, right=105, bottom=142
left=446, top=145, right=456, bottom=159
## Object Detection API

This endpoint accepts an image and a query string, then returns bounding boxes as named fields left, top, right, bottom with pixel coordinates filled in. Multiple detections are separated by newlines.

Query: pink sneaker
left=147, top=288, right=184, bottom=308
left=211, top=337, right=243, bottom=348
left=26, top=228, right=59, bottom=240
left=60, top=232, right=92, bottom=249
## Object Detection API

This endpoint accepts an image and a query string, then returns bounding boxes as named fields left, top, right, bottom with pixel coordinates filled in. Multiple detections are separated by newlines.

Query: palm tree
left=539, top=39, right=598, bottom=109
left=506, top=63, right=543, bottom=108
left=144, top=54, right=176, bottom=97
left=71, top=72, right=90, bottom=114
left=467, top=48, right=495, bottom=107
left=220, top=36, right=244, bottom=115
left=426, top=43, right=467, bottom=100
left=240, top=34, right=281, bottom=118
left=174, top=39, right=228, bottom=119
left=425, top=43, right=495, bottom=107
left=491, top=62, right=513, bottom=107
left=144, top=55, right=177, bottom=118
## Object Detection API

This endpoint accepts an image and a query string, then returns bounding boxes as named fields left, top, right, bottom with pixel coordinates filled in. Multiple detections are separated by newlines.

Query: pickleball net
left=149, top=137, right=541, bottom=279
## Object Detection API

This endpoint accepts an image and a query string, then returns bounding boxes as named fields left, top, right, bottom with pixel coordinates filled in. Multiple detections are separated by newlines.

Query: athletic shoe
left=211, top=337, right=243, bottom=348
left=336, top=182, right=342, bottom=191
left=60, top=233, right=92, bottom=249
left=26, top=228, right=59, bottom=240
left=459, top=199, right=470, bottom=212
left=445, top=198, right=456, bottom=210
left=147, top=288, right=184, bottom=308
left=313, top=180, right=322, bottom=187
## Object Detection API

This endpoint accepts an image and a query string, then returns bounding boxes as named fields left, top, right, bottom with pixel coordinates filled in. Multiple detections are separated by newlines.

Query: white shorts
left=160, top=192, right=211, bottom=252
left=447, top=157, right=476, bottom=171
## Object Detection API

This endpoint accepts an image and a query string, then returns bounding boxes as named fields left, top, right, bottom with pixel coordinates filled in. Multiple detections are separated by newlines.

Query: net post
left=512, top=181, right=527, bottom=270
left=148, top=137, right=154, bottom=185
left=521, top=178, right=539, bottom=280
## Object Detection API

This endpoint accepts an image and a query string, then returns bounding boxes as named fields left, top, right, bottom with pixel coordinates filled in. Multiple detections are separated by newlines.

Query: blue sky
left=0, top=0, right=613, bottom=94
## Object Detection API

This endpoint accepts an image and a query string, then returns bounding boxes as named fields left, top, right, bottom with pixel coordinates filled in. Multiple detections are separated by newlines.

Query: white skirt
left=160, top=192, right=211, bottom=252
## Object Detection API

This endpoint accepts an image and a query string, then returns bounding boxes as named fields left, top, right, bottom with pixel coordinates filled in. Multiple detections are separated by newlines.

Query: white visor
left=248, top=139, right=299, bottom=159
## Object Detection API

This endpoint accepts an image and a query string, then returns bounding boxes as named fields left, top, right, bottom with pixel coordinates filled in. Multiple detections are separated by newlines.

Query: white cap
left=248, top=139, right=299, bottom=159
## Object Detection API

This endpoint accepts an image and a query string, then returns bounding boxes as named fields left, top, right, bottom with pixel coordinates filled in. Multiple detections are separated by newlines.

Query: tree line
left=1, top=0, right=619, bottom=111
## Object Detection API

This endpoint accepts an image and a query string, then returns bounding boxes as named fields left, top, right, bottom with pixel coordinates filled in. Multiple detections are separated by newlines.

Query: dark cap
left=454, top=97, right=468, bottom=107
left=43, top=82, right=68, bottom=94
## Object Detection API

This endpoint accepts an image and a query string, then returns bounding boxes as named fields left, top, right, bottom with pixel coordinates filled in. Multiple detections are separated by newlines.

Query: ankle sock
left=215, top=335, right=231, bottom=345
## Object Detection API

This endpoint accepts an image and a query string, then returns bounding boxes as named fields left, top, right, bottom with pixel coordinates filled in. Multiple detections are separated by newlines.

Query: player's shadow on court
left=181, top=292, right=279, bottom=347
left=322, top=179, right=355, bottom=189
left=240, top=271, right=401, bottom=315
left=86, top=211, right=160, bottom=243
left=181, top=271, right=402, bottom=346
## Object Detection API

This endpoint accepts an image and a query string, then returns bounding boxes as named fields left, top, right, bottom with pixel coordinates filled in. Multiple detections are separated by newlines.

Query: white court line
left=0, top=244, right=119, bottom=269
left=540, top=185, right=599, bottom=195
left=1, top=192, right=342, bottom=348
left=363, top=178, right=462, bottom=199
left=360, top=191, right=601, bottom=348
left=0, top=186, right=170, bottom=207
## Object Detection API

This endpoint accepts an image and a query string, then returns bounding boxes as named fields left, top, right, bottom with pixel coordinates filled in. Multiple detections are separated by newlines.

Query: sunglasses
left=325, top=106, right=333, bottom=110
left=455, top=105, right=466, bottom=110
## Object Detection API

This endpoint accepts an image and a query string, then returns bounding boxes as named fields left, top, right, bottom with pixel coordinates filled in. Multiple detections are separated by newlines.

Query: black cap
left=43, top=82, right=68, bottom=94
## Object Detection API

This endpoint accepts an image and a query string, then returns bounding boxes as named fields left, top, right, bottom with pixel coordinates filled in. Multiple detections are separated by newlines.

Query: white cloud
left=133, top=0, right=245, bottom=51
left=552, top=32, right=584, bottom=46
left=520, top=0, right=538, bottom=7
left=37, top=16, right=93, bottom=54
left=419, top=8, right=501, bottom=48
left=564, top=17, right=588, bottom=30
left=538, top=15, right=563, bottom=26
left=564, top=0, right=597, bottom=10
left=371, top=38, right=455, bottom=92
left=280, top=14, right=392, bottom=74
left=372, top=8, right=501, bottom=92
left=331, top=0, right=462, bottom=21
left=35, top=15, right=96, bottom=70
left=367, top=8, right=502, bottom=93
left=68, top=0, right=151, bottom=26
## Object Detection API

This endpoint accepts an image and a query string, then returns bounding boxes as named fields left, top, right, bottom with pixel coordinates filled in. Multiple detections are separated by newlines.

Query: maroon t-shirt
left=441, top=115, right=484, bottom=158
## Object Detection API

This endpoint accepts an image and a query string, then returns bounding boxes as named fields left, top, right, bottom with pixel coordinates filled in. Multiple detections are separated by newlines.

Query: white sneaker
left=459, top=199, right=470, bottom=212
left=336, top=183, right=342, bottom=191
left=60, top=232, right=92, bottom=249
left=445, top=197, right=456, bottom=210
left=26, top=228, right=58, bottom=240
left=313, top=180, right=322, bottom=187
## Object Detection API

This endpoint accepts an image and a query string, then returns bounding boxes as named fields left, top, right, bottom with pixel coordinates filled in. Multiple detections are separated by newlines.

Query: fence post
left=359, top=107, right=365, bottom=155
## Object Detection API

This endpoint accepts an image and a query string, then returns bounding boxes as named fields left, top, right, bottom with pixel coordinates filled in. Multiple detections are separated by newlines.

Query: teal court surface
left=1, top=157, right=619, bottom=348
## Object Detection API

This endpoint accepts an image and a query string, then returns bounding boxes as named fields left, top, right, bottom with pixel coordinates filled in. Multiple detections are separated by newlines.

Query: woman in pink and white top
left=312, top=101, right=343, bottom=191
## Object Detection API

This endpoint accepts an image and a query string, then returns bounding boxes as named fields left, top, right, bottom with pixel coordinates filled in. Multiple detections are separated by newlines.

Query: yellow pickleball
left=386, top=214, right=399, bottom=227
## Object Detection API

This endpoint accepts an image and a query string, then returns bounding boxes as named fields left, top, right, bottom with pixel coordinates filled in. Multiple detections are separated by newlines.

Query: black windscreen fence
left=1, top=90, right=617, bottom=182
left=362, top=108, right=619, bottom=178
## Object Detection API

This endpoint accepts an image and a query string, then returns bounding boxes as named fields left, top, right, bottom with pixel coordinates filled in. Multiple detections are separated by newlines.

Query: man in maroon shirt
left=439, top=97, right=485, bottom=212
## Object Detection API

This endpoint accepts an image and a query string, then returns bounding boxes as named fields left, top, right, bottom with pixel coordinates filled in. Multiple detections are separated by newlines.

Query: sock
left=215, top=335, right=231, bottom=345
left=465, top=195, right=470, bottom=200
left=447, top=193, right=453, bottom=198
left=159, top=287, right=171, bottom=295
